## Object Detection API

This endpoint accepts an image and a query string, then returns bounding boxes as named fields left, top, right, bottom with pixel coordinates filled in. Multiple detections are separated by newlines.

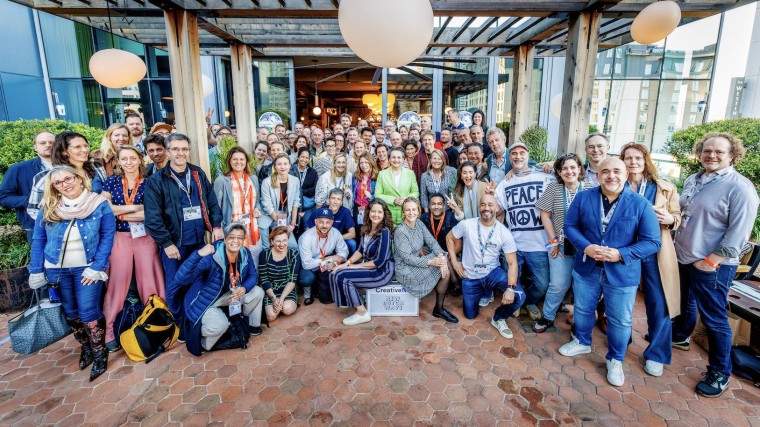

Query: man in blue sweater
left=0, top=131, right=54, bottom=243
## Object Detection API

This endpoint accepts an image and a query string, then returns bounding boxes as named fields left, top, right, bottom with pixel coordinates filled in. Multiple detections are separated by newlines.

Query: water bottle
left=48, top=284, right=61, bottom=303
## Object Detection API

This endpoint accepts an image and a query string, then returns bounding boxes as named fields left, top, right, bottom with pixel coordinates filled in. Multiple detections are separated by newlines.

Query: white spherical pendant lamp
left=550, top=94, right=562, bottom=119
left=89, top=49, right=146, bottom=89
left=339, top=0, right=434, bottom=68
left=630, top=1, right=681, bottom=45
left=202, top=74, right=214, bottom=98
left=313, top=106, right=322, bottom=116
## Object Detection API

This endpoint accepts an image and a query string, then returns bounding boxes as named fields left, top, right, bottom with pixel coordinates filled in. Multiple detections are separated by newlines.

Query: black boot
left=85, top=317, right=108, bottom=382
left=66, top=317, right=93, bottom=370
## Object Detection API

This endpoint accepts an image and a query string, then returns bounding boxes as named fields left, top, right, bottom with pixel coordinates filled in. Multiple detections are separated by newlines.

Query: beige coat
left=653, top=178, right=682, bottom=317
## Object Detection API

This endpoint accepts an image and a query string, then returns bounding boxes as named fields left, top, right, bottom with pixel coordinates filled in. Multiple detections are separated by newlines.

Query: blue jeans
left=46, top=266, right=104, bottom=322
left=345, top=239, right=357, bottom=255
left=573, top=267, right=637, bottom=362
left=640, top=254, right=672, bottom=364
left=462, top=267, right=525, bottom=320
left=672, top=262, right=737, bottom=376
left=543, top=246, right=574, bottom=321
left=161, top=242, right=205, bottom=321
left=518, top=251, right=550, bottom=306
left=299, top=268, right=333, bottom=303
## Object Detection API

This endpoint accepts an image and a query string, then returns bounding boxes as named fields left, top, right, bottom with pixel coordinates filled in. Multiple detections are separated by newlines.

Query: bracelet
left=347, top=260, right=352, bottom=266
left=703, top=257, right=720, bottom=269
left=120, top=214, right=125, bottom=221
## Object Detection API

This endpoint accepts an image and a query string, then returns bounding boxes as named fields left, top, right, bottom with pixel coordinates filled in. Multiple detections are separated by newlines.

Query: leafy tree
left=519, top=125, right=554, bottom=164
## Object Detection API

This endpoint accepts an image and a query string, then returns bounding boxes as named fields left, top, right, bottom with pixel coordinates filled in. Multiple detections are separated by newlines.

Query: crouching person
left=173, top=222, right=265, bottom=356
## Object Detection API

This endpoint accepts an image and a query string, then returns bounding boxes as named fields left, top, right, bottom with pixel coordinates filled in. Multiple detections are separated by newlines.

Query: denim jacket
left=28, top=201, right=116, bottom=274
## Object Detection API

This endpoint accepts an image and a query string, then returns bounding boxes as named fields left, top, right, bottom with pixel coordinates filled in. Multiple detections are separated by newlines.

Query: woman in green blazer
left=374, top=147, right=419, bottom=224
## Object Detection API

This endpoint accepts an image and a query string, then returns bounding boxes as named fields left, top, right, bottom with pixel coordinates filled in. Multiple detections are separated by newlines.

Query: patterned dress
left=393, top=221, right=445, bottom=298
left=258, top=248, right=301, bottom=306
left=329, top=228, right=394, bottom=307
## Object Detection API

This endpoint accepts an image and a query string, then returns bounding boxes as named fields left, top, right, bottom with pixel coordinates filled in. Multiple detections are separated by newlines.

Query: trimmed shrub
left=519, top=125, right=554, bottom=164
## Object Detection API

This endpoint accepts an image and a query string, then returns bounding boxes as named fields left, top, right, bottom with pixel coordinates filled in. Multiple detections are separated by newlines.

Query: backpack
left=120, top=295, right=179, bottom=363
left=731, top=345, right=760, bottom=387
left=115, top=297, right=146, bottom=342
left=209, top=309, right=251, bottom=351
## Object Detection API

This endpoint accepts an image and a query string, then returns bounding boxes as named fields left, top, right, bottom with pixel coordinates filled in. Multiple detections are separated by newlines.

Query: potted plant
left=0, top=226, right=32, bottom=312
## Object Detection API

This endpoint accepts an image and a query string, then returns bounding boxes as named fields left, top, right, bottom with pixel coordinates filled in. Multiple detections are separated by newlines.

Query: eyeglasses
left=169, top=147, right=190, bottom=153
left=226, top=234, right=245, bottom=241
left=52, top=175, right=77, bottom=188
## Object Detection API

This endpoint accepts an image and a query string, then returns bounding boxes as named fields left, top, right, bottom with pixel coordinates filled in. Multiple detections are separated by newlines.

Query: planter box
left=0, top=266, right=32, bottom=313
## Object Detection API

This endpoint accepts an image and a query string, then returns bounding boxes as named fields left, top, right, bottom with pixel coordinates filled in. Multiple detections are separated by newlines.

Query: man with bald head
left=560, top=157, right=661, bottom=388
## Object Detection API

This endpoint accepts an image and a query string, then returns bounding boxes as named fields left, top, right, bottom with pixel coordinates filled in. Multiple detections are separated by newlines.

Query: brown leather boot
left=85, top=317, right=108, bottom=382
left=66, top=317, right=93, bottom=370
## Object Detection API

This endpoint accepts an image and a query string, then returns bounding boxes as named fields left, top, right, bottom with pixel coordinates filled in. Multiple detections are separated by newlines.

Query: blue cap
left=314, top=207, right=334, bottom=220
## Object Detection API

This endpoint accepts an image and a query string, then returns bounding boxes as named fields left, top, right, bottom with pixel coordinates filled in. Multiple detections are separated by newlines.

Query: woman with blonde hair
left=101, top=146, right=165, bottom=352
left=315, top=152, right=352, bottom=209
left=260, top=153, right=300, bottom=249
left=96, top=123, right=131, bottom=177
left=28, top=165, right=116, bottom=381
left=420, top=149, right=457, bottom=212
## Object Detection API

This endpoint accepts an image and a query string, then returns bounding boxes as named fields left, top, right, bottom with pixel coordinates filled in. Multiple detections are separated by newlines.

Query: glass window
left=49, top=78, right=105, bottom=128
left=39, top=15, right=94, bottom=79
left=496, top=58, right=513, bottom=126
left=651, top=79, right=709, bottom=153
left=661, top=15, right=719, bottom=80
left=603, top=80, right=659, bottom=153
left=147, top=47, right=171, bottom=78
left=101, top=80, right=152, bottom=126
left=386, top=65, right=433, bottom=125
left=253, top=60, right=291, bottom=128
left=442, top=58, right=489, bottom=127
left=150, top=80, right=174, bottom=125
left=0, top=2, right=43, bottom=77
left=0, top=73, right=49, bottom=120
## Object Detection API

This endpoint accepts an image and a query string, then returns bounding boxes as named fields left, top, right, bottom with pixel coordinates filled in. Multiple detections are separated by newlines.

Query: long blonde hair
left=100, top=123, right=130, bottom=161
left=330, top=153, right=349, bottom=182
left=42, top=166, right=92, bottom=223
left=269, top=153, right=292, bottom=189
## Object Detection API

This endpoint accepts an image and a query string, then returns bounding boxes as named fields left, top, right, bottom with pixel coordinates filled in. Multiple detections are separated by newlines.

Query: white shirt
left=297, top=227, right=349, bottom=271
left=452, top=218, right=516, bottom=280
left=495, top=170, right=554, bottom=253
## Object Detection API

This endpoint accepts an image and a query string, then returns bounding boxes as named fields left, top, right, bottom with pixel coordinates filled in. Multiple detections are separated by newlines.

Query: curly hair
left=552, top=153, right=587, bottom=182
left=360, top=199, right=394, bottom=238
left=694, top=132, right=747, bottom=165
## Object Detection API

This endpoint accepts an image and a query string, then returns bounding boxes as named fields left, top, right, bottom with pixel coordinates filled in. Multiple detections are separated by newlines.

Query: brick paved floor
left=1, top=292, right=760, bottom=426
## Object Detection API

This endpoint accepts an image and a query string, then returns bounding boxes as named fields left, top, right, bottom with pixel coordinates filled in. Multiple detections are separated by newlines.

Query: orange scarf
left=230, top=172, right=260, bottom=246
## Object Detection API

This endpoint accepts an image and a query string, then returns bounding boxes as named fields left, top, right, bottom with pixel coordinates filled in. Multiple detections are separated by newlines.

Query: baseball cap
left=314, top=207, right=334, bottom=220
left=508, top=142, right=529, bottom=152
left=150, top=122, right=173, bottom=135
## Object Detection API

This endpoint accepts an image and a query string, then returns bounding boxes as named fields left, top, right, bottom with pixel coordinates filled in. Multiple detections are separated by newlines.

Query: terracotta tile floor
left=2, top=292, right=760, bottom=426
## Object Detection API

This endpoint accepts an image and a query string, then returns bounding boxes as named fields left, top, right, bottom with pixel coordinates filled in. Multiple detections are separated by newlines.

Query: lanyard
left=431, top=171, right=443, bottom=193
left=318, top=235, right=328, bottom=259
left=170, top=170, right=193, bottom=206
left=600, top=194, right=619, bottom=235
left=468, top=186, right=476, bottom=217
left=122, top=175, right=142, bottom=206
left=477, top=221, right=496, bottom=264
left=634, top=180, right=647, bottom=196
left=298, top=168, right=307, bottom=185
left=562, top=183, right=583, bottom=213
left=406, top=158, right=413, bottom=169
left=431, top=215, right=445, bottom=241
left=228, top=258, right=240, bottom=289
left=682, top=171, right=727, bottom=213
left=232, top=172, right=252, bottom=213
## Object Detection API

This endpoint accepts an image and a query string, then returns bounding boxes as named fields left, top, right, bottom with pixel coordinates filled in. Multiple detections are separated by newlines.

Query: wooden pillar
left=509, top=44, right=535, bottom=145
left=164, top=10, right=209, bottom=174
left=557, top=12, right=601, bottom=160
left=230, top=44, right=257, bottom=152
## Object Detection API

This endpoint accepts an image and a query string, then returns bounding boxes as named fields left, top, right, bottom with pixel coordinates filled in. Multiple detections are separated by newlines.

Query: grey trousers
left=201, top=286, right=264, bottom=350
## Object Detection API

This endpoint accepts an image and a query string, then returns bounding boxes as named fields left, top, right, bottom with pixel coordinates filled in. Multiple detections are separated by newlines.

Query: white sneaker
left=343, top=311, right=371, bottom=325
left=644, top=360, right=664, bottom=377
left=558, top=338, right=591, bottom=357
left=490, top=318, right=513, bottom=339
left=479, top=294, right=494, bottom=307
left=607, top=359, right=625, bottom=387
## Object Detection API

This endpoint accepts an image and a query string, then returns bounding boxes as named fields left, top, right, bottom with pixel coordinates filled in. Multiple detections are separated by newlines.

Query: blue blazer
left=564, top=186, right=661, bottom=287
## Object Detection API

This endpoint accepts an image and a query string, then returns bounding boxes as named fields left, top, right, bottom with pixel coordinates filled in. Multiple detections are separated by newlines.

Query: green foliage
left=519, top=125, right=554, bottom=164
left=495, top=122, right=510, bottom=136
left=0, top=230, right=30, bottom=270
left=0, top=119, right=105, bottom=174
left=588, top=124, right=599, bottom=134
left=665, top=117, right=760, bottom=241
left=210, top=135, right=239, bottom=182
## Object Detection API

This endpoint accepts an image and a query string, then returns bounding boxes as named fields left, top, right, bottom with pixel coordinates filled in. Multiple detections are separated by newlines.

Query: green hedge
left=665, top=117, right=760, bottom=240
left=0, top=119, right=105, bottom=175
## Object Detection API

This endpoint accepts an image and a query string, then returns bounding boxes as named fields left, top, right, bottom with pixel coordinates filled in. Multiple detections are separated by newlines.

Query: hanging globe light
left=89, top=49, right=146, bottom=89
left=339, top=0, right=434, bottom=68
left=630, top=1, right=681, bottom=45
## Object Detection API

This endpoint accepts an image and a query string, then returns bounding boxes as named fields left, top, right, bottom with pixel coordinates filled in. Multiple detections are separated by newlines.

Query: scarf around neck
left=56, top=191, right=106, bottom=220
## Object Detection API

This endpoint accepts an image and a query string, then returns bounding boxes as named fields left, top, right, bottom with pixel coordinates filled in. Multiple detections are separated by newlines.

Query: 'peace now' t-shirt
left=495, top=170, right=555, bottom=252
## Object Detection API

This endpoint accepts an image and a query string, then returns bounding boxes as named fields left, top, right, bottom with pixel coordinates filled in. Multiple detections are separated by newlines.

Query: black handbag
left=731, top=345, right=760, bottom=387
left=8, top=290, right=71, bottom=354
left=210, top=308, right=251, bottom=351
left=115, top=297, right=146, bottom=342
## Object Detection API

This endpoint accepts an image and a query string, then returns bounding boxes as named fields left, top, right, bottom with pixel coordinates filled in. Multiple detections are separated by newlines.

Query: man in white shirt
left=495, top=142, right=555, bottom=320
left=447, top=195, right=522, bottom=339
left=298, top=207, right=349, bottom=305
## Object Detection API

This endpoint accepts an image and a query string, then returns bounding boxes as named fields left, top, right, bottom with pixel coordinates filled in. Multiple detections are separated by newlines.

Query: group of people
left=0, top=109, right=757, bottom=398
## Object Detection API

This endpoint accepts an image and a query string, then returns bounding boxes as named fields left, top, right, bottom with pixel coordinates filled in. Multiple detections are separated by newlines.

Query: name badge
left=356, top=209, right=365, bottom=225
left=241, top=213, right=251, bottom=226
left=276, top=213, right=288, bottom=227
left=228, top=299, right=242, bottom=316
left=129, top=222, right=147, bottom=238
left=474, top=263, right=488, bottom=274
left=183, top=206, right=202, bottom=221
